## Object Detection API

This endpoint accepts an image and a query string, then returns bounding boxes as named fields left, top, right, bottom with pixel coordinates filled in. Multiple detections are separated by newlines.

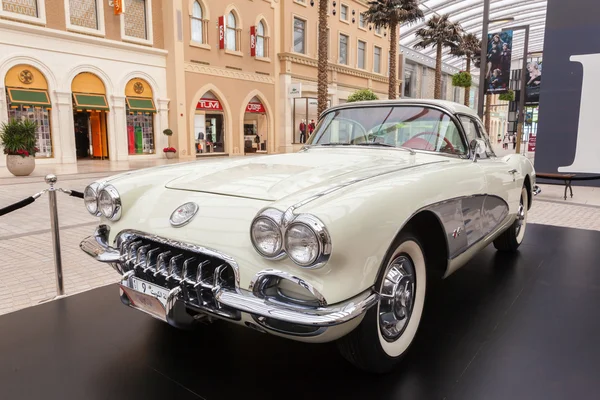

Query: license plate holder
left=120, top=277, right=170, bottom=320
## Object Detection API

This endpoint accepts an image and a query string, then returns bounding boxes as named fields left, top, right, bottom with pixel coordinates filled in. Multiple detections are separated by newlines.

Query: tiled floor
left=1, top=156, right=599, bottom=316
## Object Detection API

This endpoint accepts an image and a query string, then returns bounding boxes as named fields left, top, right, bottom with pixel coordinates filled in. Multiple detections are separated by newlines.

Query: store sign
left=535, top=0, right=600, bottom=180
left=246, top=102, right=265, bottom=113
left=218, top=16, right=225, bottom=50
left=113, top=0, right=123, bottom=15
left=250, top=26, right=256, bottom=57
left=288, top=83, right=302, bottom=98
left=528, top=135, right=537, bottom=152
left=197, top=98, right=222, bottom=111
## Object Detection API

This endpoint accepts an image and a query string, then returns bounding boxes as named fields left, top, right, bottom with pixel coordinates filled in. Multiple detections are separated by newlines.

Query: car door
left=459, top=115, right=521, bottom=213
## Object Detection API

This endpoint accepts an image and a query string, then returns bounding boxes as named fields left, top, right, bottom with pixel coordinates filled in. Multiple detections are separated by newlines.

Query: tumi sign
left=535, top=0, right=600, bottom=182
left=197, top=98, right=222, bottom=111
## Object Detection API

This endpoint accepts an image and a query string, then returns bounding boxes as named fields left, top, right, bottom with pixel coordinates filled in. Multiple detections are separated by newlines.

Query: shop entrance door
left=73, top=111, right=108, bottom=160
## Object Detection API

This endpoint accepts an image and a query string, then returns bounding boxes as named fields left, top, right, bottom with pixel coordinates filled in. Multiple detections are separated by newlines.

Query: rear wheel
left=337, top=233, right=426, bottom=373
left=493, top=186, right=528, bottom=252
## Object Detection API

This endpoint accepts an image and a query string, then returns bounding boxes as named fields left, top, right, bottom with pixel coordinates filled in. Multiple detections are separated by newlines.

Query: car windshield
left=308, top=106, right=468, bottom=156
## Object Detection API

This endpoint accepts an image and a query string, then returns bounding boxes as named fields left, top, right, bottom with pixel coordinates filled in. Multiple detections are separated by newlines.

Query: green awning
left=7, top=88, right=51, bottom=108
left=126, top=97, right=156, bottom=113
left=73, top=93, right=109, bottom=111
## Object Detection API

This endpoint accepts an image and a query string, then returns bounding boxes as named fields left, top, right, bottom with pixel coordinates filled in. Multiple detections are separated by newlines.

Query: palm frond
left=365, top=0, right=424, bottom=29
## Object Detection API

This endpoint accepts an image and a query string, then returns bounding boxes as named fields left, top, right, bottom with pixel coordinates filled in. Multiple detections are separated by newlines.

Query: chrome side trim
left=249, top=269, right=328, bottom=307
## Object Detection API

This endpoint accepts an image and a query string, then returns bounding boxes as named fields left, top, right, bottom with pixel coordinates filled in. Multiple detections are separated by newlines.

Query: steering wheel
left=402, top=132, right=455, bottom=152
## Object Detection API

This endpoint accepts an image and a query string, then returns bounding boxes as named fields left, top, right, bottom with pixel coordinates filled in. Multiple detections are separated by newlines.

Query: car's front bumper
left=81, top=226, right=378, bottom=336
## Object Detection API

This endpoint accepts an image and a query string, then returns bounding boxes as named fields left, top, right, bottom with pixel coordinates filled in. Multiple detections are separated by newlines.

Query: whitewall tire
left=337, top=233, right=427, bottom=373
left=493, top=186, right=528, bottom=252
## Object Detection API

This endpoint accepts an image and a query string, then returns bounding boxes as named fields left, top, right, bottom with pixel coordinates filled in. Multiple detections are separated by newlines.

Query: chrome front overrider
left=81, top=226, right=379, bottom=332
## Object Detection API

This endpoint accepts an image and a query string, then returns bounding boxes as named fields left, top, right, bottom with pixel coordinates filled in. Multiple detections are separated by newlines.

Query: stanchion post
left=45, top=174, right=64, bottom=296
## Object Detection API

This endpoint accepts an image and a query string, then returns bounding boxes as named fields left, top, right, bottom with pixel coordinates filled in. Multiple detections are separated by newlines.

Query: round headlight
left=83, top=183, right=100, bottom=216
left=251, top=217, right=283, bottom=258
left=285, top=223, right=320, bottom=266
left=97, top=185, right=122, bottom=221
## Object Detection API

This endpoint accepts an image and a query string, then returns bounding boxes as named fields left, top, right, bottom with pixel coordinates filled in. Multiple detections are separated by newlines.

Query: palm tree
left=413, top=14, right=463, bottom=99
left=365, top=0, right=423, bottom=99
left=451, top=33, right=481, bottom=107
left=317, top=0, right=329, bottom=117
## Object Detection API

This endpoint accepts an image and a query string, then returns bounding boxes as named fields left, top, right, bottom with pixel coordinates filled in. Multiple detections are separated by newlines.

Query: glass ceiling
left=401, top=0, right=548, bottom=71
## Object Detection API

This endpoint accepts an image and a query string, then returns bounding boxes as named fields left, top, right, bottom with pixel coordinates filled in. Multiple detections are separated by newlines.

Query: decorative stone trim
left=184, top=63, right=275, bottom=84
left=278, top=52, right=388, bottom=83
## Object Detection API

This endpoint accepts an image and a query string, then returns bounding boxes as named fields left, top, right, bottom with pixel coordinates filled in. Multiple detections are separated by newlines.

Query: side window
left=459, top=116, right=479, bottom=144
left=475, top=120, right=496, bottom=157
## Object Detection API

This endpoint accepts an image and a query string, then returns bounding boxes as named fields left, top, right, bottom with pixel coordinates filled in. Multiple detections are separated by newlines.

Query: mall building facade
left=1, top=0, right=469, bottom=165
left=0, top=0, right=169, bottom=167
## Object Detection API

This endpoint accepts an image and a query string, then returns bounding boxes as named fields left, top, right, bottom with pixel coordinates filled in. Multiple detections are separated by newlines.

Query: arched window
left=191, top=1, right=203, bottom=43
left=256, top=20, right=266, bottom=57
left=226, top=11, right=237, bottom=51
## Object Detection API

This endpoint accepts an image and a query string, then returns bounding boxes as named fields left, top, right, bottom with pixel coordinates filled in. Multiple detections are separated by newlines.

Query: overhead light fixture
left=489, top=17, right=515, bottom=24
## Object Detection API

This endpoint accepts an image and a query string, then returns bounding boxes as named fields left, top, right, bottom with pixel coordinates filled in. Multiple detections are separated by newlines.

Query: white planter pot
left=165, top=152, right=177, bottom=159
left=6, top=155, right=35, bottom=176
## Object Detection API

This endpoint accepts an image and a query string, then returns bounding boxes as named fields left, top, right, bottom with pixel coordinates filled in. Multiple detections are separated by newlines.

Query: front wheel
left=337, top=233, right=427, bottom=373
left=493, top=186, right=528, bottom=252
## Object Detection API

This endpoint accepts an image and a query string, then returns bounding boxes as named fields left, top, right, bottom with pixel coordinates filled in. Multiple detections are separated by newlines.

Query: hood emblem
left=170, top=202, right=199, bottom=227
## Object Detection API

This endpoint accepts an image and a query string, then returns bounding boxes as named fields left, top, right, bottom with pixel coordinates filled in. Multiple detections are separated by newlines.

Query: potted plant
left=499, top=90, right=515, bottom=102
left=347, top=89, right=379, bottom=103
left=1, top=119, right=38, bottom=176
left=452, top=71, right=472, bottom=88
left=163, top=147, right=177, bottom=159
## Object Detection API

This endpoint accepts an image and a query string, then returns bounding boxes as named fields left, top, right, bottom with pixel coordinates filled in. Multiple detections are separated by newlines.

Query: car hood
left=165, top=148, right=448, bottom=201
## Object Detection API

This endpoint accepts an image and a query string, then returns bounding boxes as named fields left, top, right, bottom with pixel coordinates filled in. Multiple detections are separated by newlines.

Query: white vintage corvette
left=81, top=99, right=538, bottom=373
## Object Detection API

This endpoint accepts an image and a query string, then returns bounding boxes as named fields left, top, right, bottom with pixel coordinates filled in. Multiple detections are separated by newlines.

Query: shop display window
left=293, top=97, right=330, bottom=144
left=6, top=93, right=52, bottom=158
left=126, top=113, right=154, bottom=154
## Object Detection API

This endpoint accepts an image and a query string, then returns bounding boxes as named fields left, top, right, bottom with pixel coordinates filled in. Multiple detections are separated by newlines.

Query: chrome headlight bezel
left=83, top=182, right=101, bottom=217
left=250, top=208, right=332, bottom=269
left=284, top=214, right=332, bottom=269
left=250, top=208, right=286, bottom=260
left=97, top=185, right=122, bottom=221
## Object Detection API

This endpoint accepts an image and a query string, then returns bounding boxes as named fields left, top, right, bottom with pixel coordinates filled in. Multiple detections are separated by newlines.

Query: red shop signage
left=246, top=102, right=265, bottom=113
left=218, top=16, right=225, bottom=49
left=197, top=98, right=223, bottom=111
left=250, top=26, right=256, bottom=57
left=528, top=135, right=537, bottom=152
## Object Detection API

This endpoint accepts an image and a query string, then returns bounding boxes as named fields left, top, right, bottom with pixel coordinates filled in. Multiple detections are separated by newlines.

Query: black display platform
left=1, top=224, right=599, bottom=400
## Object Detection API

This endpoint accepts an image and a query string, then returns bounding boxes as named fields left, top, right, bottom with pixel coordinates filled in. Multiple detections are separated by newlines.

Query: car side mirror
left=469, top=139, right=487, bottom=162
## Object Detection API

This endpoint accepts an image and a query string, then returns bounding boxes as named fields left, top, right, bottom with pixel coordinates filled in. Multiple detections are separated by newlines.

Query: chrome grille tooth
left=143, top=247, right=162, bottom=273
left=154, top=251, right=173, bottom=276
left=127, top=241, right=143, bottom=264
left=212, top=264, right=228, bottom=291
left=165, top=254, right=184, bottom=280
left=180, top=257, right=197, bottom=283
left=134, top=244, right=152, bottom=269
left=195, top=260, right=212, bottom=288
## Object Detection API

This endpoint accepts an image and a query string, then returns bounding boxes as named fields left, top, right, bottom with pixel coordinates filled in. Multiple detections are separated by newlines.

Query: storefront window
left=5, top=91, right=52, bottom=158
left=244, top=97, right=267, bottom=153
left=293, top=97, right=330, bottom=144
left=126, top=113, right=154, bottom=154
left=195, top=92, right=226, bottom=154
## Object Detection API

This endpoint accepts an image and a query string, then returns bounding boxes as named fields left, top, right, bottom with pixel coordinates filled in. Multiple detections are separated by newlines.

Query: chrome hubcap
left=515, top=197, right=525, bottom=236
left=379, top=255, right=416, bottom=341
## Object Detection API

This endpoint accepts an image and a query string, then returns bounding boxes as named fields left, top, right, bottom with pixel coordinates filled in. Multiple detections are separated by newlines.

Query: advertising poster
left=127, top=125, right=135, bottom=155
left=528, top=135, right=537, bottom=152
left=485, top=30, right=513, bottom=94
left=525, top=58, right=542, bottom=104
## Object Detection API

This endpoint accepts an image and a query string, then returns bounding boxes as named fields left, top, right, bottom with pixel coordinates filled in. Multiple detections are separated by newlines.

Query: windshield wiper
left=355, top=142, right=416, bottom=155
left=319, top=142, right=352, bottom=146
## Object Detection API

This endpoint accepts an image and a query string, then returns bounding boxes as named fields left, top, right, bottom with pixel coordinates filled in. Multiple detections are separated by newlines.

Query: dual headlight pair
left=250, top=209, right=332, bottom=269
left=83, top=182, right=122, bottom=221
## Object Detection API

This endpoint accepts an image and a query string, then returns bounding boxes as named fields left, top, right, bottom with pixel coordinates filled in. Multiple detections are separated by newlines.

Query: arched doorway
left=194, top=91, right=225, bottom=154
left=243, top=96, right=267, bottom=154
left=71, top=72, right=110, bottom=160
left=124, top=78, right=156, bottom=155
left=4, top=64, right=53, bottom=158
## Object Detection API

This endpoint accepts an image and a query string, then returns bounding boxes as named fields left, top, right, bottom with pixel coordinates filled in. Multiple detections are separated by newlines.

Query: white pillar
left=157, top=98, right=170, bottom=157
left=278, top=74, right=293, bottom=153
left=55, top=91, right=77, bottom=164
left=111, top=95, right=128, bottom=161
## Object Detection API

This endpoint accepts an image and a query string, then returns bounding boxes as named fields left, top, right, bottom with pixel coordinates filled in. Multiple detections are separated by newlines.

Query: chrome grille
left=118, top=234, right=239, bottom=319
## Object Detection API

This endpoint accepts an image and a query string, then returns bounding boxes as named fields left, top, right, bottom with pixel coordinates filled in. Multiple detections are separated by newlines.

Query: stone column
left=111, top=95, right=128, bottom=161
left=55, top=91, right=77, bottom=164
left=157, top=98, right=170, bottom=156
left=278, top=74, right=293, bottom=153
